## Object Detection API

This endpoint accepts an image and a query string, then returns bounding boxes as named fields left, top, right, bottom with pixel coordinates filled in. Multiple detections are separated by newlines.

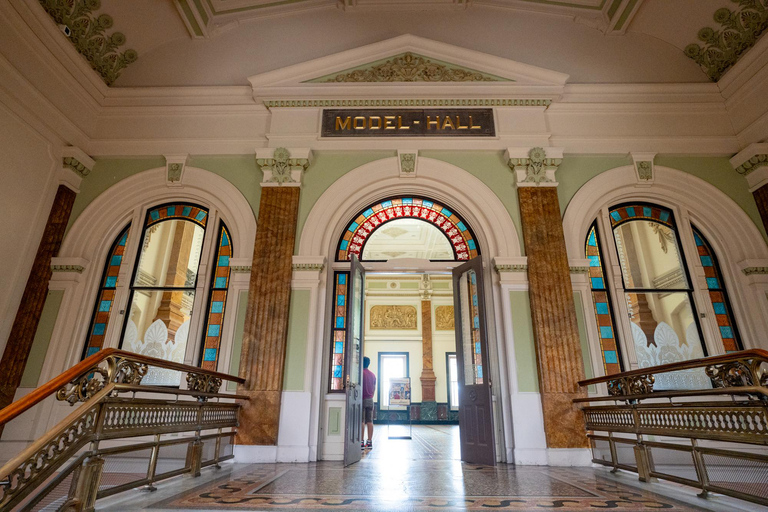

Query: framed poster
left=388, top=378, right=411, bottom=406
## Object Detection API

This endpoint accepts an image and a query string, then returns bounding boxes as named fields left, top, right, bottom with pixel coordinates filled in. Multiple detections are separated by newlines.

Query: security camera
left=58, top=24, right=71, bottom=37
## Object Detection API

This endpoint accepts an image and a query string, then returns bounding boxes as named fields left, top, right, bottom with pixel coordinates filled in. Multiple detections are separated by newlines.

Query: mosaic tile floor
left=96, top=427, right=765, bottom=512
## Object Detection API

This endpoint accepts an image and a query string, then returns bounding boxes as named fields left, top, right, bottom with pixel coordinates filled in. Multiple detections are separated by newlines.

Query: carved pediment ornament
left=323, top=52, right=500, bottom=83
left=370, top=305, right=418, bottom=330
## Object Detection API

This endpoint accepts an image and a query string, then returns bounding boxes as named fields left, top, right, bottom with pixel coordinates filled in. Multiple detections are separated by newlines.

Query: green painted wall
left=296, top=151, right=396, bottom=252
left=420, top=150, right=523, bottom=252
left=20, top=290, right=64, bottom=387
left=510, top=290, right=538, bottom=392
left=67, top=155, right=260, bottom=234
left=227, top=289, right=249, bottom=391
left=284, top=290, right=311, bottom=391
left=655, top=156, right=768, bottom=243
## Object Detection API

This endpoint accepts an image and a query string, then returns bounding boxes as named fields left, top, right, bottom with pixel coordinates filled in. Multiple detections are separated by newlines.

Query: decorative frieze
left=264, top=98, right=552, bottom=108
left=495, top=264, right=528, bottom=273
left=256, top=148, right=313, bottom=187
left=62, top=147, right=95, bottom=180
left=684, top=0, right=768, bottom=82
left=569, top=266, right=590, bottom=274
left=742, top=267, right=768, bottom=276
left=506, top=147, right=563, bottom=187
left=38, top=0, right=138, bottom=86
left=230, top=265, right=252, bottom=273
left=292, top=263, right=325, bottom=271
left=435, top=306, right=455, bottom=330
left=369, top=305, right=418, bottom=330
left=314, top=52, right=503, bottom=83
left=51, top=264, right=85, bottom=273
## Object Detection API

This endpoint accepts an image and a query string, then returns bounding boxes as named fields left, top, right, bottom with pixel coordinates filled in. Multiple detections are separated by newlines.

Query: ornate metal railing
left=575, top=349, right=768, bottom=507
left=0, top=349, right=246, bottom=511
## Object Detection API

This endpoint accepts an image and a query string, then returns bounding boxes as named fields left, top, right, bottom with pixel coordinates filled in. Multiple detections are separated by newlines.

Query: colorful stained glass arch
left=585, top=222, right=623, bottom=375
left=146, top=203, right=208, bottom=228
left=609, top=203, right=673, bottom=229
left=82, top=224, right=131, bottom=359
left=336, top=197, right=479, bottom=262
left=691, top=226, right=742, bottom=353
left=200, top=223, right=233, bottom=371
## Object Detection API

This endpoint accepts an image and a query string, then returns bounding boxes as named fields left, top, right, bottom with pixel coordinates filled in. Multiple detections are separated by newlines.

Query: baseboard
left=546, top=448, right=593, bottom=466
left=514, top=448, right=548, bottom=465
left=233, top=445, right=277, bottom=463
left=277, top=445, right=310, bottom=462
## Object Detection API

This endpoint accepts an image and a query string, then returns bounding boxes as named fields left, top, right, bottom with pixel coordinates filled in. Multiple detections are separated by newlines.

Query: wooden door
left=343, top=255, right=365, bottom=466
left=452, top=257, right=496, bottom=466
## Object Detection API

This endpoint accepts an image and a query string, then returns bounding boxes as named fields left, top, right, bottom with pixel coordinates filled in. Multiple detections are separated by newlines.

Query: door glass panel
left=448, top=354, right=458, bottom=410
left=134, top=220, right=205, bottom=287
left=348, top=264, right=363, bottom=386
left=613, top=221, right=688, bottom=290
left=628, top=291, right=709, bottom=390
left=458, top=269, right=483, bottom=385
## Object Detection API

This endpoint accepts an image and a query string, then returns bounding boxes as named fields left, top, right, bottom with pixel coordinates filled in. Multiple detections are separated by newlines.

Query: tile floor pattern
left=95, top=427, right=761, bottom=511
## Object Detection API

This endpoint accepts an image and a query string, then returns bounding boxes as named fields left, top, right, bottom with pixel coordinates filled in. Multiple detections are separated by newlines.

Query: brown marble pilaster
left=237, top=186, right=300, bottom=445
left=0, top=185, right=76, bottom=412
left=420, top=300, right=436, bottom=402
left=518, top=186, right=588, bottom=449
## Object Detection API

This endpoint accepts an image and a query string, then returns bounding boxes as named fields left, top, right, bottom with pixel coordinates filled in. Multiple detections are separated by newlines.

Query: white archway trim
left=562, top=165, right=768, bottom=263
left=298, top=156, right=521, bottom=260
left=61, top=166, right=256, bottom=261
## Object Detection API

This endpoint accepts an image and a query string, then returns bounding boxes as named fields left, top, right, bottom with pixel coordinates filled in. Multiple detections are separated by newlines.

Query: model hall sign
left=321, top=109, right=495, bottom=137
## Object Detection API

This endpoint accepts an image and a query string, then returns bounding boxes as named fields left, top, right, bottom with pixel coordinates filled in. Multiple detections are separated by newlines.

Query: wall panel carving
left=435, top=306, right=455, bottom=330
left=369, top=305, right=418, bottom=330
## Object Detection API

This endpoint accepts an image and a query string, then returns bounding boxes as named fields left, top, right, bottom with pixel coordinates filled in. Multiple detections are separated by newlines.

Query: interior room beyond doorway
left=363, top=273, right=459, bottom=427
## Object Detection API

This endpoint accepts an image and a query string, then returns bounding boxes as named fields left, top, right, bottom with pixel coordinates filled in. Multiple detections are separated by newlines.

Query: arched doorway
left=296, top=156, right=523, bottom=464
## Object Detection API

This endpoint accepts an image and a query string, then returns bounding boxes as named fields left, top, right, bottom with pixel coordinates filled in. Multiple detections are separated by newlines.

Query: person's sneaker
left=365, top=440, right=372, bottom=449
left=361, top=441, right=365, bottom=449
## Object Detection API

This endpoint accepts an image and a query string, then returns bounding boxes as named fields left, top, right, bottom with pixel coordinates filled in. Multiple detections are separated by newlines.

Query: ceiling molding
left=684, top=0, right=768, bottom=82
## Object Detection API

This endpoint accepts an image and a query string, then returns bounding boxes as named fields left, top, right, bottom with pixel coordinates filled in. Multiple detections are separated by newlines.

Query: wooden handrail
left=578, top=348, right=768, bottom=388
left=0, top=348, right=244, bottom=427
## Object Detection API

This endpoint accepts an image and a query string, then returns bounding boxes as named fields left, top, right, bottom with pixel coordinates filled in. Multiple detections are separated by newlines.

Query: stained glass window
left=336, top=197, right=479, bottom=262
left=199, top=223, right=232, bottom=371
left=329, top=271, right=349, bottom=392
left=691, top=226, right=742, bottom=353
left=82, top=225, right=131, bottom=359
left=585, top=222, right=623, bottom=375
left=120, top=203, right=208, bottom=386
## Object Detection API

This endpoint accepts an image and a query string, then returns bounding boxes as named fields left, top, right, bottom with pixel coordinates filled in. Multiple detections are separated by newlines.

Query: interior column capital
left=505, top=147, right=563, bottom=188
left=256, top=147, right=313, bottom=188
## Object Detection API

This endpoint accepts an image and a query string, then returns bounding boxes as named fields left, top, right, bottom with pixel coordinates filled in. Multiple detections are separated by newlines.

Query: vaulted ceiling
left=37, top=0, right=768, bottom=86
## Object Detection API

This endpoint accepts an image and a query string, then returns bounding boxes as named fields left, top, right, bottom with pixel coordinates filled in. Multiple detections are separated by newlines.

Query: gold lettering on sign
left=354, top=116, right=366, bottom=130
left=369, top=116, right=382, bottom=129
left=427, top=116, right=439, bottom=129
left=370, top=305, right=418, bottom=330
left=397, top=116, right=410, bottom=130
left=442, top=116, right=455, bottom=130
left=435, top=306, right=455, bottom=330
left=336, top=116, right=352, bottom=130
left=385, top=116, right=397, bottom=130
left=469, top=116, right=481, bottom=129
left=456, top=116, right=468, bottom=130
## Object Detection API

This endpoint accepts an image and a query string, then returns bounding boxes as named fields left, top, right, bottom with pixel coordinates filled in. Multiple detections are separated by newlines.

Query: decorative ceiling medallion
left=39, top=0, right=138, bottom=86
left=309, top=52, right=507, bottom=83
left=684, top=0, right=768, bottom=82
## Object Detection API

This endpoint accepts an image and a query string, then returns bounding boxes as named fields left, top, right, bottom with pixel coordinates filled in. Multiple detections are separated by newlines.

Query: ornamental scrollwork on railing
left=57, top=356, right=147, bottom=405
left=186, top=372, right=222, bottom=395
left=0, top=407, right=98, bottom=507
left=705, top=358, right=768, bottom=393
left=607, top=374, right=655, bottom=397
left=56, top=367, right=109, bottom=405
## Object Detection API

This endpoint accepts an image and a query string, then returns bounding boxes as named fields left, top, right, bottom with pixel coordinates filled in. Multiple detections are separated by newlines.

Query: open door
left=343, top=255, right=365, bottom=466
left=452, top=257, right=496, bottom=466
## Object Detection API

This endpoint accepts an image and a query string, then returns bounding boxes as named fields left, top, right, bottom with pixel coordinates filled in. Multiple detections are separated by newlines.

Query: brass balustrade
left=0, top=349, right=246, bottom=511
left=575, top=349, right=768, bottom=506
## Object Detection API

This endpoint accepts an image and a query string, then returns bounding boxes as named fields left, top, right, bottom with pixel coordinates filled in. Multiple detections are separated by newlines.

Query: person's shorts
left=363, top=398, right=374, bottom=423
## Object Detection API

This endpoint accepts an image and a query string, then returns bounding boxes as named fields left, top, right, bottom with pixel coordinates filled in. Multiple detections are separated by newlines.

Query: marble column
left=507, top=147, right=588, bottom=449
left=237, top=148, right=311, bottom=446
left=731, top=145, right=768, bottom=235
left=0, top=149, right=92, bottom=413
left=419, top=275, right=437, bottom=419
